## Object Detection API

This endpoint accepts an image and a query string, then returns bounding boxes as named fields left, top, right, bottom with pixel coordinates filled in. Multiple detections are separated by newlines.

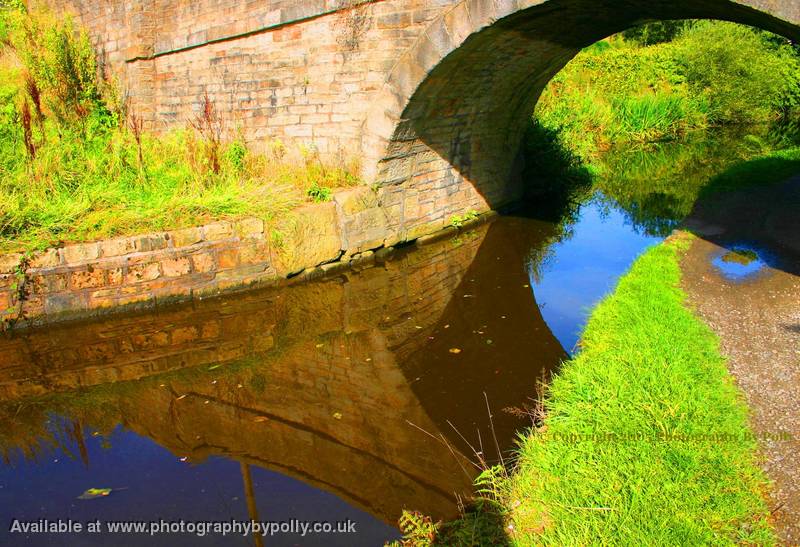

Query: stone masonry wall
left=0, top=186, right=492, bottom=328
left=35, top=0, right=453, bottom=157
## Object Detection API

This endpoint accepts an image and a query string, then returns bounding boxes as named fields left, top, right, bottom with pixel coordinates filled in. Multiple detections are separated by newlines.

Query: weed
left=449, top=210, right=479, bottom=229
left=306, top=182, right=332, bottom=202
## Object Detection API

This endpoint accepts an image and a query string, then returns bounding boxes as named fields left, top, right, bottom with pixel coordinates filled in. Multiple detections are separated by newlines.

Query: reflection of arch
left=0, top=216, right=568, bottom=526
left=363, top=0, right=800, bottom=235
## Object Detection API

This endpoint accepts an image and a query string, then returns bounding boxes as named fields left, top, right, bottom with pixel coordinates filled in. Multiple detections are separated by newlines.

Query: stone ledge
left=0, top=185, right=495, bottom=329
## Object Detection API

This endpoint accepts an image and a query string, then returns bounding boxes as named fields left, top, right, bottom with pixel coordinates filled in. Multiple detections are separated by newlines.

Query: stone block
left=134, top=234, right=168, bottom=253
left=62, top=243, right=100, bottom=264
left=204, top=221, right=234, bottom=241
left=30, top=249, right=60, bottom=269
left=99, top=237, right=136, bottom=258
left=235, top=218, right=265, bottom=238
left=126, top=262, right=161, bottom=284
left=45, top=293, right=85, bottom=315
left=192, top=252, right=216, bottom=273
left=172, top=227, right=204, bottom=248
left=162, top=257, right=192, bottom=277
left=71, top=268, right=106, bottom=290
left=0, top=290, right=11, bottom=312
left=240, top=239, right=271, bottom=265
left=107, top=268, right=124, bottom=285
left=270, top=202, right=343, bottom=277
left=217, top=248, right=240, bottom=269
left=171, top=326, right=199, bottom=344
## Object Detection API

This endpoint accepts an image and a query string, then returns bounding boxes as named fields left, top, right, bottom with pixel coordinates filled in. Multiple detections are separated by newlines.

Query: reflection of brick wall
left=0, top=225, right=488, bottom=523
left=0, top=224, right=487, bottom=399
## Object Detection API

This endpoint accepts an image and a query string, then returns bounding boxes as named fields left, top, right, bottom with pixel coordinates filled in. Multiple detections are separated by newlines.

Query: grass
left=503, top=236, right=774, bottom=545
left=393, top=237, right=776, bottom=545
left=0, top=6, right=359, bottom=254
left=535, top=21, right=800, bottom=162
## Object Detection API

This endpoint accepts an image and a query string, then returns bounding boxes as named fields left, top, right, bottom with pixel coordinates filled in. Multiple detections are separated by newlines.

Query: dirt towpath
left=680, top=177, right=800, bottom=543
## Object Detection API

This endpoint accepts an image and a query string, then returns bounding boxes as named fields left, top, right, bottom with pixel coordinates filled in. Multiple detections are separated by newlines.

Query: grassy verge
left=394, top=237, right=775, bottom=545
left=506, top=236, right=774, bottom=544
left=0, top=6, right=358, bottom=254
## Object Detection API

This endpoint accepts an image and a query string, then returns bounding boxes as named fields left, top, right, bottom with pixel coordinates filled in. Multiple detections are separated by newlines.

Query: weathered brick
left=126, top=262, right=161, bottom=284
left=162, top=257, right=192, bottom=277
left=71, top=268, right=106, bottom=290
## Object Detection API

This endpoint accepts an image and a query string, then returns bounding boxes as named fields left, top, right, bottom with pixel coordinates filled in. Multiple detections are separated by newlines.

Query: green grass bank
left=534, top=20, right=800, bottom=162
left=393, top=237, right=775, bottom=545
left=0, top=5, right=358, bottom=254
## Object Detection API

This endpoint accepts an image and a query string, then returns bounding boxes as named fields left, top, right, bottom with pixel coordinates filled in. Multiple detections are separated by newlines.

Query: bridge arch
left=362, top=0, right=800, bottom=237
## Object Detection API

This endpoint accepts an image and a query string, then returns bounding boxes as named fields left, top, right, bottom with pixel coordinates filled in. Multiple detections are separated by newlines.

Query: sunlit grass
left=503, top=237, right=775, bottom=545
left=0, top=6, right=360, bottom=254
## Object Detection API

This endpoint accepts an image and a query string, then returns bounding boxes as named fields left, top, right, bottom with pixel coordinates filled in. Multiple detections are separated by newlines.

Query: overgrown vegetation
left=0, top=5, right=358, bottom=253
left=393, top=237, right=775, bottom=545
left=535, top=20, right=800, bottom=162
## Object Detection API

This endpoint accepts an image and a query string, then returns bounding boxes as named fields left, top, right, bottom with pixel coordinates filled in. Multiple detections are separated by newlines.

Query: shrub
left=534, top=20, right=800, bottom=160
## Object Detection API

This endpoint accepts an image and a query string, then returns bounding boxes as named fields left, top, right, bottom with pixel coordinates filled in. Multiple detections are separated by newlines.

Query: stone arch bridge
left=40, top=0, right=800, bottom=246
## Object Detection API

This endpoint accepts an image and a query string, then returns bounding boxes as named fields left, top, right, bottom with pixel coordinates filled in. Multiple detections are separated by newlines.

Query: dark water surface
left=0, top=129, right=788, bottom=546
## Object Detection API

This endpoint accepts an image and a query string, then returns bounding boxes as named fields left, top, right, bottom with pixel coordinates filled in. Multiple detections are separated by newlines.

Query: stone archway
left=362, top=0, right=800, bottom=240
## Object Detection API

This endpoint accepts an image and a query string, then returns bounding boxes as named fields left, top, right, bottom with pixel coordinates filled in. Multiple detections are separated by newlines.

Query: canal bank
left=0, top=185, right=497, bottom=330
left=2, top=130, right=798, bottom=546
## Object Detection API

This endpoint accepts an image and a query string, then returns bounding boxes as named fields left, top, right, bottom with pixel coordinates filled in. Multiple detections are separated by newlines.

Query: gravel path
left=680, top=177, right=800, bottom=544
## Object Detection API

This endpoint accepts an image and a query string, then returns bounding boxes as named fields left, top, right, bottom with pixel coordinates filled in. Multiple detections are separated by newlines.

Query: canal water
left=0, top=129, right=793, bottom=545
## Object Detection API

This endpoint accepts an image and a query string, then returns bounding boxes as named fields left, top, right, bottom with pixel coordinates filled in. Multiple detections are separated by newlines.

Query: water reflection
left=1, top=126, right=795, bottom=545
left=0, top=220, right=569, bottom=545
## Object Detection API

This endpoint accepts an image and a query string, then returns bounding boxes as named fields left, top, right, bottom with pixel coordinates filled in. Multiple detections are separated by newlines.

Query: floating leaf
left=78, top=488, right=112, bottom=500
left=333, top=412, right=343, bottom=420
left=449, top=348, right=462, bottom=354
